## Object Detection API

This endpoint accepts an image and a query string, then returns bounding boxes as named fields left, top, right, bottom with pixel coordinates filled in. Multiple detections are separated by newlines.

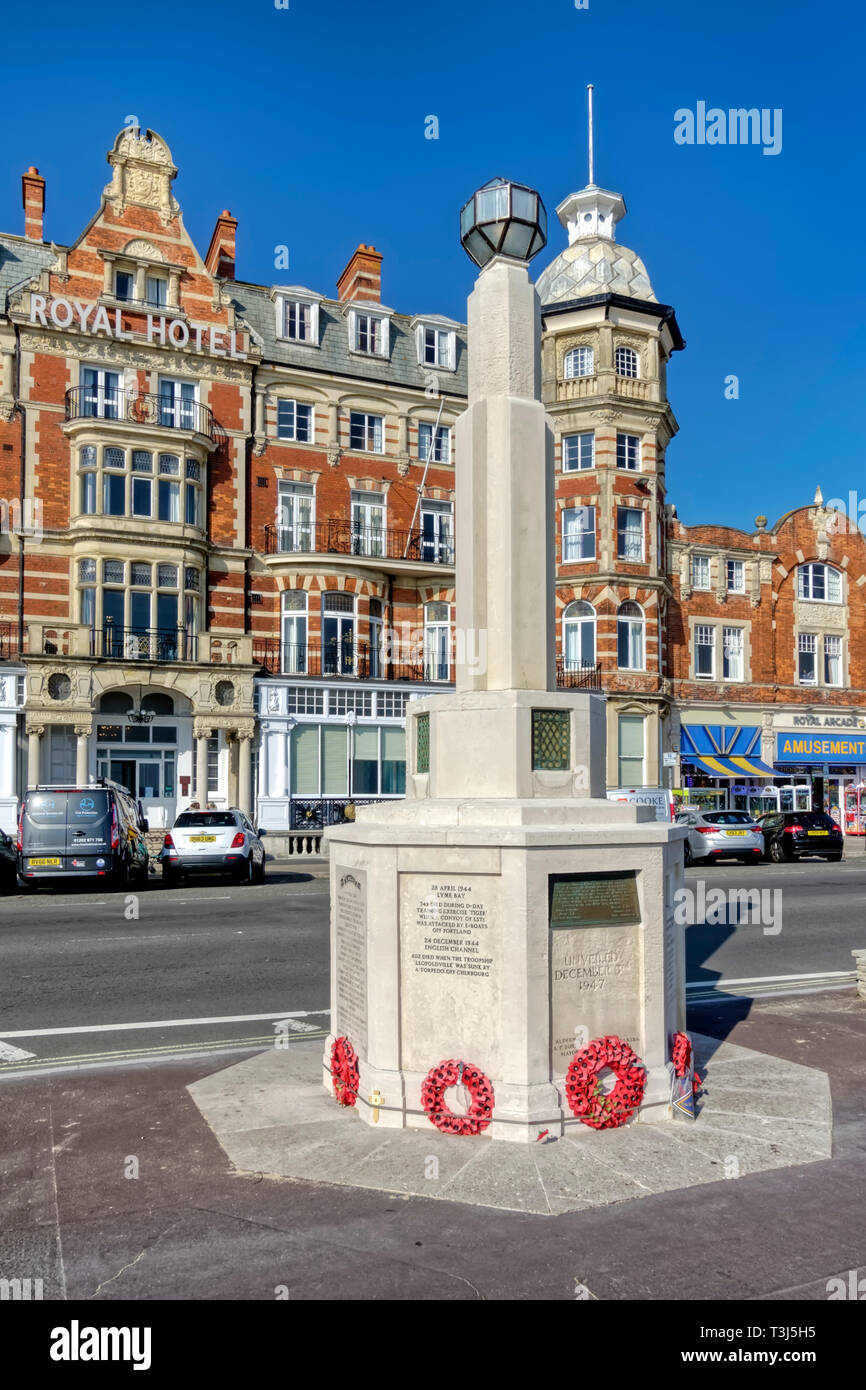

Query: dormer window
left=420, top=327, right=454, bottom=370
left=353, top=311, right=389, bottom=356
left=273, top=290, right=321, bottom=347
left=283, top=300, right=314, bottom=342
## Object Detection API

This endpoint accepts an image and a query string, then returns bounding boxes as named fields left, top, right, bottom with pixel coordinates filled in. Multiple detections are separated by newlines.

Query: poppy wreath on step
left=421, top=1059, right=495, bottom=1136
left=330, top=1036, right=359, bottom=1107
left=671, top=1031, right=702, bottom=1090
left=565, top=1035, right=646, bottom=1130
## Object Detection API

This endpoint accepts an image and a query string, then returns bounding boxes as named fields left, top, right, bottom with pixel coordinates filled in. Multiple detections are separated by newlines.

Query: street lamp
left=459, top=177, right=547, bottom=268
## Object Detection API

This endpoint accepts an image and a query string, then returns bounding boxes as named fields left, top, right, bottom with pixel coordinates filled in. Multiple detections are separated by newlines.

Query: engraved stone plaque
left=549, top=872, right=642, bottom=1075
left=400, top=873, right=500, bottom=1074
left=334, top=866, right=368, bottom=1053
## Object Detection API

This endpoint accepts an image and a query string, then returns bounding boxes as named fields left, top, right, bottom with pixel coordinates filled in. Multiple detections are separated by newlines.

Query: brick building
left=1, top=125, right=864, bottom=839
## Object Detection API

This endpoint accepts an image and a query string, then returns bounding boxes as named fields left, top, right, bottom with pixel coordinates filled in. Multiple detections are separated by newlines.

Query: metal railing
left=289, top=798, right=381, bottom=830
left=264, top=519, right=454, bottom=565
left=252, top=637, right=451, bottom=684
left=89, top=626, right=199, bottom=662
left=555, top=660, right=603, bottom=690
left=65, top=388, right=214, bottom=439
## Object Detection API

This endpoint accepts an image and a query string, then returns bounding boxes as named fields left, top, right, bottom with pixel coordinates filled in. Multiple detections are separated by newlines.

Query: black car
left=17, top=781, right=150, bottom=889
left=756, top=811, right=843, bottom=863
left=0, top=828, right=17, bottom=893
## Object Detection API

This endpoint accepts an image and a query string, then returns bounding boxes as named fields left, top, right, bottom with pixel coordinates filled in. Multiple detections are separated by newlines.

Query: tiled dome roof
left=535, top=238, right=657, bottom=306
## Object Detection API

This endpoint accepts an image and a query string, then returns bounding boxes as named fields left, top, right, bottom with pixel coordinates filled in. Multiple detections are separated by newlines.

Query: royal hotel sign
left=29, top=295, right=247, bottom=359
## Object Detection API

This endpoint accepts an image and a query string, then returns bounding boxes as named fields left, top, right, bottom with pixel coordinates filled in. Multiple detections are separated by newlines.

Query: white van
left=606, top=787, right=675, bottom=823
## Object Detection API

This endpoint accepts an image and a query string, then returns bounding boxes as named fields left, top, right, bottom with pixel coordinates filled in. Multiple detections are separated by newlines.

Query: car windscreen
left=702, top=812, right=755, bottom=825
left=174, top=812, right=237, bottom=828
left=791, top=813, right=837, bottom=828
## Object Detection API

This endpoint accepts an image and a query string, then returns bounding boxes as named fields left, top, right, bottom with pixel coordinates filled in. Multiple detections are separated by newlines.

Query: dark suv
left=18, top=782, right=150, bottom=888
left=756, top=811, right=843, bottom=863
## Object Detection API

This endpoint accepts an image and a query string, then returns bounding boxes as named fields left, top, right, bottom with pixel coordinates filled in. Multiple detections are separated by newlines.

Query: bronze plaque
left=549, top=871, right=640, bottom=930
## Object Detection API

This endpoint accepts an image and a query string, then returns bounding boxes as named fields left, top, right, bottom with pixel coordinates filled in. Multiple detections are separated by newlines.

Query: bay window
left=564, top=346, right=594, bottom=378
left=562, top=505, right=596, bottom=562
left=616, top=432, right=640, bottom=470
left=562, top=432, right=594, bottom=471
left=617, top=507, right=644, bottom=561
left=617, top=601, right=645, bottom=670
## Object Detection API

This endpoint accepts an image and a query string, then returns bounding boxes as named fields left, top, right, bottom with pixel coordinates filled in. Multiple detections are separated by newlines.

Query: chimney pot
left=336, top=243, right=383, bottom=304
left=21, top=166, right=46, bottom=242
left=205, top=209, right=238, bottom=280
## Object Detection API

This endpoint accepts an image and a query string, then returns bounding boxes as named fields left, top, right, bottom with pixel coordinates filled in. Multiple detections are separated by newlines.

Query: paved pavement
left=1, top=990, right=864, bottom=1301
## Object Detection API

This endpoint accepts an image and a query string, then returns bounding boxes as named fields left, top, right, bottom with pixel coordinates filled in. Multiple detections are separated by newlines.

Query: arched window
left=99, top=691, right=134, bottom=713
left=797, top=563, right=842, bottom=604
left=423, top=601, right=451, bottom=682
left=617, top=600, right=645, bottom=670
left=281, top=590, right=308, bottom=675
left=564, top=346, right=594, bottom=379
left=322, top=591, right=356, bottom=675
left=615, top=345, right=639, bottom=378
left=562, top=600, right=596, bottom=672
left=141, top=692, right=174, bottom=716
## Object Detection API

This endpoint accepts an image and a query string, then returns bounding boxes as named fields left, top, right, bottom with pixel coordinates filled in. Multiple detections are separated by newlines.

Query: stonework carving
left=796, top=601, right=847, bottom=630
left=19, top=332, right=254, bottom=382
left=103, top=127, right=180, bottom=225
left=328, top=444, right=343, bottom=468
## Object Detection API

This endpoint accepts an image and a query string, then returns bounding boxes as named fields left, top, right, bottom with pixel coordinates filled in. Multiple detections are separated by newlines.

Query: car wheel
left=769, top=838, right=788, bottom=863
left=826, top=853, right=843, bottom=862
left=254, top=854, right=265, bottom=884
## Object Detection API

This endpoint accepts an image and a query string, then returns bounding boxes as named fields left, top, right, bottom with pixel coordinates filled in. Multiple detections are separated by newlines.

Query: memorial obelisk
left=323, top=178, right=686, bottom=1141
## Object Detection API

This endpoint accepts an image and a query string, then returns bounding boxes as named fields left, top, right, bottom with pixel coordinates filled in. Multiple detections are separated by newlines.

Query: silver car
left=676, top=810, right=765, bottom=866
left=161, top=808, right=266, bottom=884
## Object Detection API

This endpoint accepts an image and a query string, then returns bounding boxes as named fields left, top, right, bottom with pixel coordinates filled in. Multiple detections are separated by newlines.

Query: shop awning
left=682, top=754, right=777, bottom=778
left=680, top=724, right=776, bottom=778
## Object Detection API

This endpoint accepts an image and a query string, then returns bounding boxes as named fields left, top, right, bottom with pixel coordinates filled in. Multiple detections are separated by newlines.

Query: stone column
left=27, top=725, right=43, bottom=787
left=268, top=725, right=288, bottom=798
left=254, top=386, right=267, bottom=451
left=237, top=732, right=252, bottom=815
left=74, top=725, right=90, bottom=785
left=455, top=256, right=554, bottom=692
left=195, top=732, right=211, bottom=805
left=0, top=723, right=14, bottom=797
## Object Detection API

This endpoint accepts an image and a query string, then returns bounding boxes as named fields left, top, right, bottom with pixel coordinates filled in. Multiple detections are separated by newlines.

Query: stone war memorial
left=191, top=174, right=832, bottom=1211
left=323, top=177, right=688, bottom=1142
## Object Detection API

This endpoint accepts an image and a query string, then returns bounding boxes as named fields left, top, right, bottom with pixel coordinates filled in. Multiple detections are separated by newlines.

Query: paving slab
left=188, top=1031, right=833, bottom=1216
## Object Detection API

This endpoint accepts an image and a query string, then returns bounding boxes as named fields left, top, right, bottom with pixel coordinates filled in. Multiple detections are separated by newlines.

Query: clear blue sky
left=1, top=0, right=861, bottom=531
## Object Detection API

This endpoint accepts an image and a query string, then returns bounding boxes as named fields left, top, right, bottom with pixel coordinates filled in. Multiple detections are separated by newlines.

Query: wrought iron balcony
left=252, top=638, right=452, bottom=684
left=65, top=388, right=214, bottom=440
left=555, top=659, right=602, bottom=690
left=90, top=626, right=199, bottom=662
left=263, top=519, right=454, bottom=565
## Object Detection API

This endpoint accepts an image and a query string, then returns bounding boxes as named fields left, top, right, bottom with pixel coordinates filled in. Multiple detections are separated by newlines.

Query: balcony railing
left=289, top=798, right=382, bottom=830
left=555, top=660, right=603, bottom=690
left=65, top=388, right=214, bottom=440
left=90, top=626, right=199, bottom=662
left=253, top=638, right=451, bottom=684
left=264, top=520, right=454, bottom=565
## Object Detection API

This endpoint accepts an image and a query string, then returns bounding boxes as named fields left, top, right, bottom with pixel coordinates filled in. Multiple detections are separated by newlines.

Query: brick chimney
left=21, top=167, right=45, bottom=242
left=205, top=209, right=237, bottom=279
left=337, top=244, right=383, bottom=303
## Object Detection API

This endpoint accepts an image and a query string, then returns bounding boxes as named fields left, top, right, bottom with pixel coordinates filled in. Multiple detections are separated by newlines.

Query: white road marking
left=0, top=1008, right=331, bottom=1040
left=0, top=1040, right=37, bottom=1061
left=687, top=970, right=855, bottom=989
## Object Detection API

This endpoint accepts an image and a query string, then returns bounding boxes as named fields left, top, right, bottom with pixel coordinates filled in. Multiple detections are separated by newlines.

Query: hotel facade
left=1, top=126, right=865, bottom=840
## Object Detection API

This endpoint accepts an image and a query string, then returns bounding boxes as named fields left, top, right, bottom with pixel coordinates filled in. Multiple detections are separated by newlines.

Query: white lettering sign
left=29, top=295, right=246, bottom=360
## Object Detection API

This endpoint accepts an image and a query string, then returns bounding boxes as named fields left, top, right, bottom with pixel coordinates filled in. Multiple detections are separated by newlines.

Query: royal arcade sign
left=28, top=295, right=247, bottom=359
